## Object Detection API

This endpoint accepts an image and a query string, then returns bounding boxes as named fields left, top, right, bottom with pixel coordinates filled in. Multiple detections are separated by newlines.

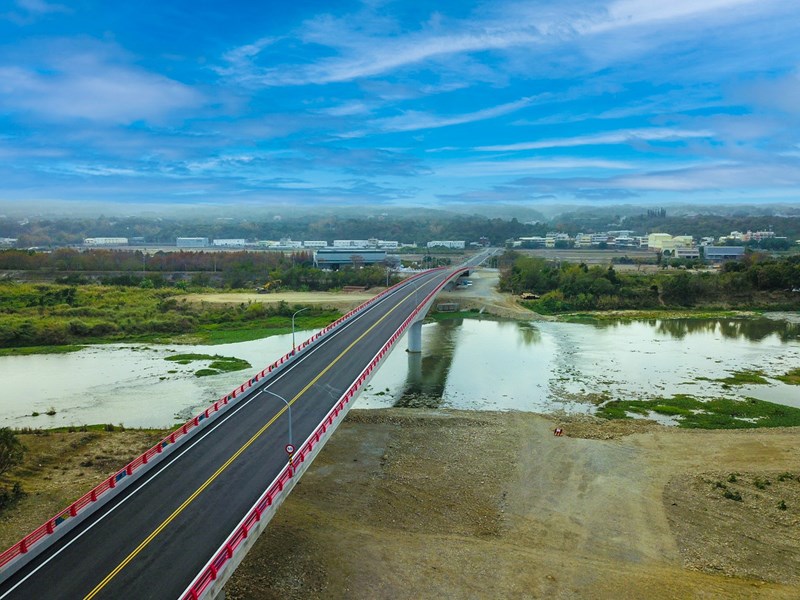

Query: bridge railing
left=0, top=270, right=437, bottom=574
left=181, top=267, right=465, bottom=600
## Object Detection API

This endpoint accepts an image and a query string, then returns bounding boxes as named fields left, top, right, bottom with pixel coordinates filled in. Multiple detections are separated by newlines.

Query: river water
left=1, top=317, right=798, bottom=428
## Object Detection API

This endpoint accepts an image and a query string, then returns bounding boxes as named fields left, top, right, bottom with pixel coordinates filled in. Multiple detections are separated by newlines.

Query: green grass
left=0, top=345, right=83, bottom=357
left=597, top=394, right=800, bottom=429
left=718, top=369, right=769, bottom=386
left=166, top=353, right=251, bottom=377
left=0, top=282, right=341, bottom=352
left=777, top=368, right=800, bottom=385
left=559, top=310, right=743, bottom=322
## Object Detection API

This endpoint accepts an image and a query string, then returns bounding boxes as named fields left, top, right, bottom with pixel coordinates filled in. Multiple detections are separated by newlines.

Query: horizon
left=1, top=1, right=799, bottom=209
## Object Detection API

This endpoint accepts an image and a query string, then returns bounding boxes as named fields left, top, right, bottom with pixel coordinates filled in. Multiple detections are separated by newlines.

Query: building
left=278, top=238, right=302, bottom=248
left=333, top=240, right=369, bottom=248
left=176, top=237, right=209, bottom=248
left=748, top=230, right=775, bottom=242
left=212, top=239, right=246, bottom=247
left=647, top=233, right=674, bottom=250
left=704, top=246, right=745, bottom=262
left=313, top=248, right=388, bottom=268
left=427, top=240, right=465, bottom=249
left=574, top=233, right=593, bottom=248
left=545, top=232, right=571, bottom=248
left=84, top=237, right=128, bottom=246
left=517, top=236, right=547, bottom=248
left=674, top=247, right=700, bottom=259
left=303, top=240, right=328, bottom=249
left=612, top=236, right=637, bottom=248
left=648, top=233, right=693, bottom=251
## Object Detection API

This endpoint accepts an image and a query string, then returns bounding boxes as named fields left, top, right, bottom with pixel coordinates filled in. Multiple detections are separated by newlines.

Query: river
left=1, top=316, right=798, bottom=428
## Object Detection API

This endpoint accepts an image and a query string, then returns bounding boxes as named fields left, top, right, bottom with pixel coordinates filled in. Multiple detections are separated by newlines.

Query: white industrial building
left=333, top=240, right=370, bottom=248
left=303, top=240, right=328, bottom=248
left=212, top=239, right=246, bottom=247
left=84, top=237, right=128, bottom=246
left=176, top=237, right=209, bottom=248
left=427, top=240, right=465, bottom=249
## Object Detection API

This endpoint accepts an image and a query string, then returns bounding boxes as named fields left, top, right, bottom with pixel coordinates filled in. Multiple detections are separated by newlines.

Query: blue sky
left=1, top=0, right=799, bottom=210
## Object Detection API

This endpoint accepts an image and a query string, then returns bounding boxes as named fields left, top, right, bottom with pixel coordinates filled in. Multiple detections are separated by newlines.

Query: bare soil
left=183, top=290, right=377, bottom=312
left=226, top=410, right=800, bottom=599
left=437, top=269, right=545, bottom=320
left=2, top=413, right=798, bottom=599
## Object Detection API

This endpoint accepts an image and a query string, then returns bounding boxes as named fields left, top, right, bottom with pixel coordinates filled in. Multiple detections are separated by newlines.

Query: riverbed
left=1, top=316, right=798, bottom=428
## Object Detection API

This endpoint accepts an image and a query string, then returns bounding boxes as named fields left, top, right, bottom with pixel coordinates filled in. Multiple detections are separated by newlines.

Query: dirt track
left=182, top=290, right=376, bottom=312
left=226, top=410, right=800, bottom=599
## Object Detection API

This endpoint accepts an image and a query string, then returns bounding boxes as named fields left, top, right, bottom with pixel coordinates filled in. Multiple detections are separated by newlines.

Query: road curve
left=0, top=259, right=485, bottom=600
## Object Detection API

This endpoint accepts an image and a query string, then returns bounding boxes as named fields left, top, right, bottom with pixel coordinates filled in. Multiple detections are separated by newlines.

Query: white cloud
left=436, top=157, right=633, bottom=177
left=0, top=40, right=202, bottom=124
left=596, top=0, right=763, bottom=32
left=15, top=0, right=68, bottom=14
left=370, top=96, right=539, bottom=133
left=477, top=128, right=715, bottom=151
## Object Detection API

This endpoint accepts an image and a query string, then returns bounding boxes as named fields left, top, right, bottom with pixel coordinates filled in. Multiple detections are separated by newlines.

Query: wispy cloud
left=477, top=128, right=715, bottom=152
left=370, top=96, right=539, bottom=133
left=0, top=40, right=202, bottom=124
left=436, top=157, right=634, bottom=177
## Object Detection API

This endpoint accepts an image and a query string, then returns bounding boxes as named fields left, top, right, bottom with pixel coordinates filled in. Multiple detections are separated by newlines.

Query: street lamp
left=291, top=307, right=309, bottom=354
left=263, top=389, right=292, bottom=450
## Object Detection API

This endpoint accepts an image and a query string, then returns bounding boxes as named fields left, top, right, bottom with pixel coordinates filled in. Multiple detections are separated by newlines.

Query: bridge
left=0, top=251, right=492, bottom=599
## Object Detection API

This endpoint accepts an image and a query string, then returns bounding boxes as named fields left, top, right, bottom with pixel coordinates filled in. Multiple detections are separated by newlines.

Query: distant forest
left=1, top=209, right=799, bottom=249
left=0, top=214, right=535, bottom=247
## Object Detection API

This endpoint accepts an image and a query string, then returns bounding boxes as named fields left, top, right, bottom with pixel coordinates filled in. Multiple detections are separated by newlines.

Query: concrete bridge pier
left=407, top=320, right=423, bottom=353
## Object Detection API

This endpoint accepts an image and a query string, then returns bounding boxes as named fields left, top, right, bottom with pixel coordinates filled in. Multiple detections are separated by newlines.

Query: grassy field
left=598, top=394, right=800, bottom=429
left=0, top=282, right=340, bottom=352
left=777, top=368, right=800, bottom=385
left=165, top=353, right=252, bottom=377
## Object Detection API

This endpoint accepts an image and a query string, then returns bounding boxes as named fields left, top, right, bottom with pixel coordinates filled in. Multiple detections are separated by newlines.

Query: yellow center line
left=83, top=278, right=432, bottom=600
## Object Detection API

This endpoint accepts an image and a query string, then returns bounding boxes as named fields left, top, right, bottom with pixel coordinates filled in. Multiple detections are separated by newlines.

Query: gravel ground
left=225, top=409, right=800, bottom=599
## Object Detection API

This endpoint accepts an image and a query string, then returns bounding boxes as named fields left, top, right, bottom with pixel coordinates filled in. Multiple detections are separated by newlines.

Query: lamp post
left=291, top=307, right=309, bottom=354
left=263, top=389, right=292, bottom=450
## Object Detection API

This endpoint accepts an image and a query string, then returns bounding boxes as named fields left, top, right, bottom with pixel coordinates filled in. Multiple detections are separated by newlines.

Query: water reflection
left=358, top=314, right=800, bottom=414
left=394, top=319, right=459, bottom=408
left=595, top=317, right=800, bottom=342
left=517, top=322, right=542, bottom=346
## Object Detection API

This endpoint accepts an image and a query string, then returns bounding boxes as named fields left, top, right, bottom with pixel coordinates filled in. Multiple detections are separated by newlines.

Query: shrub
left=0, top=428, right=24, bottom=476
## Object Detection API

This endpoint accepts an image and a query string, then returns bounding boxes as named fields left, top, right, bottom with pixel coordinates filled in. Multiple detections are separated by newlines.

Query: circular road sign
left=285, top=444, right=295, bottom=455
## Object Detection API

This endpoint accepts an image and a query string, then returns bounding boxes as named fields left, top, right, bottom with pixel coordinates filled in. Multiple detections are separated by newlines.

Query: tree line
left=0, top=214, right=536, bottom=247
left=498, top=251, right=800, bottom=312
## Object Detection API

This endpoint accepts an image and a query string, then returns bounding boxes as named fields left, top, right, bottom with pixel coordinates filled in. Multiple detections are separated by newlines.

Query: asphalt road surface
left=0, top=258, right=488, bottom=600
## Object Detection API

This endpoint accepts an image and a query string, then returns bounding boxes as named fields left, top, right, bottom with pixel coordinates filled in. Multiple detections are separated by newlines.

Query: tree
left=0, top=428, right=24, bottom=476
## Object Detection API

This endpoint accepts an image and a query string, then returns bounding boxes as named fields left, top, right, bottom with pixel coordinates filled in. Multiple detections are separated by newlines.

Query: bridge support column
left=407, top=320, right=422, bottom=353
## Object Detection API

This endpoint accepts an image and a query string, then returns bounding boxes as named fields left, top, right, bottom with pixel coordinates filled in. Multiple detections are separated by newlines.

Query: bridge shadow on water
left=393, top=319, right=460, bottom=409
left=391, top=318, right=543, bottom=409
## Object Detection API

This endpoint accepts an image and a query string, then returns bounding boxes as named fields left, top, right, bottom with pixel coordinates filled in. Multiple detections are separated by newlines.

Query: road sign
left=285, top=443, right=295, bottom=455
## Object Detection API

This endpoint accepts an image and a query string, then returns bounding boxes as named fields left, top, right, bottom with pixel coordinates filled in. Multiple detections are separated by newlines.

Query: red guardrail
left=0, top=271, right=437, bottom=572
left=181, top=267, right=464, bottom=600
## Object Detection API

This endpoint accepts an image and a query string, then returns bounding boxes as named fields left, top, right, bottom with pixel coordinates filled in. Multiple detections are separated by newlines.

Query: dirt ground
left=182, top=268, right=542, bottom=320
left=437, top=269, right=544, bottom=320
left=182, top=290, right=377, bottom=312
left=225, top=410, right=800, bottom=600
left=1, top=413, right=798, bottom=598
